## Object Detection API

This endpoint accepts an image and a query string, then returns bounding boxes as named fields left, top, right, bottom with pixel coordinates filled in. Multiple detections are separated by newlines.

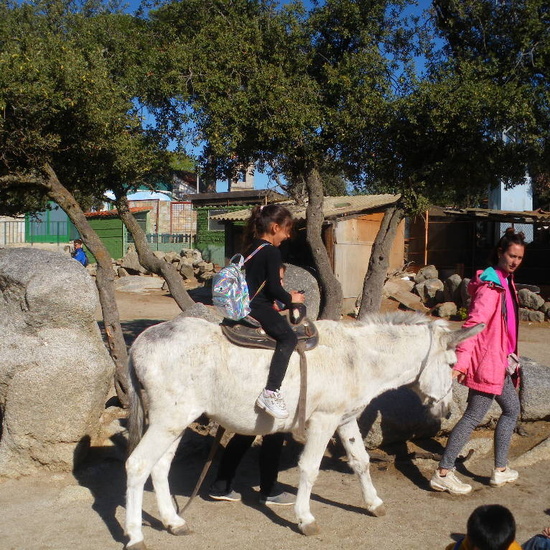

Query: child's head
left=467, top=504, right=516, bottom=550
left=245, top=204, right=294, bottom=244
left=73, top=238, right=83, bottom=248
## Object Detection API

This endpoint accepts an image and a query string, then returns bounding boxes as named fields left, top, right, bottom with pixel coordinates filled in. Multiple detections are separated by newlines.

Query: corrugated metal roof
left=443, top=207, right=550, bottom=223
left=210, top=194, right=401, bottom=221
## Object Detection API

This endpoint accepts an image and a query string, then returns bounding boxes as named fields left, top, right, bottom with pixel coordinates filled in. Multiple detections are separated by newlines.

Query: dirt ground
left=0, top=289, right=549, bottom=550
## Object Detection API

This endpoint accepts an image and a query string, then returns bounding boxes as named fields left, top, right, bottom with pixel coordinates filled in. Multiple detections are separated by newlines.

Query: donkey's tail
left=127, top=353, right=145, bottom=456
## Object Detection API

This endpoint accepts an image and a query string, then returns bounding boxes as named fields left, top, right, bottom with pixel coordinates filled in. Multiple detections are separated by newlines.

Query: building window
left=208, top=209, right=228, bottom=231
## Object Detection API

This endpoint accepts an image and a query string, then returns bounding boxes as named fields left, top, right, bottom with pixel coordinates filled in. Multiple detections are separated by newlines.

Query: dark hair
left=74, top=239, right=83, bottom=245
left=467, top=505, right=516, bottom=550
left=243, top=204, right=294, bottom=246
left=490, top=227, right=526, bottom=265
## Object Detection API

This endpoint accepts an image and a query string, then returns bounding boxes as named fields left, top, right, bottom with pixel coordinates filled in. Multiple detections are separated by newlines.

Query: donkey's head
left=411, top=320, right=485, bottom=418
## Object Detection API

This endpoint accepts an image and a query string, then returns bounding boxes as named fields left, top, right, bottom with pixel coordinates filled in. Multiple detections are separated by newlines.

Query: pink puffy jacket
left=453, top=267, right=519, bottom=395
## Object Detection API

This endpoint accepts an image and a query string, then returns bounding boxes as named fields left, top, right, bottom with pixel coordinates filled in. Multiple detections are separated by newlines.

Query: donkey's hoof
left=126, top=541, right=147, bottom=550
left=368, top=503, right=386, bottom=517
left=169, top=523, right=191, bottom=536
left=300, top=521, right=320, bottom=536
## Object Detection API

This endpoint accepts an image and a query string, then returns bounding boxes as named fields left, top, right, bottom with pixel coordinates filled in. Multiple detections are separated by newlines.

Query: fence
left=0, top=220, right=26, bottom=246
left=0, top=219, right=78, bottom=246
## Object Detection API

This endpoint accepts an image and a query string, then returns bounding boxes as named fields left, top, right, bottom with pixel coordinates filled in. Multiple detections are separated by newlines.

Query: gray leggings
left=440, top=375, right=520, bottom=470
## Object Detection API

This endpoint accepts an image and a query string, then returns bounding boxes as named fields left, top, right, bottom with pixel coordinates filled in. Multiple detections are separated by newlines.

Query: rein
left=176, top=424, right=227, bottom=514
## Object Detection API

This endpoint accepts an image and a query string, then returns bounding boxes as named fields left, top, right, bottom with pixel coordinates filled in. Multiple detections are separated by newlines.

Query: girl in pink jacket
left=430, top=228, right=526, bottom=495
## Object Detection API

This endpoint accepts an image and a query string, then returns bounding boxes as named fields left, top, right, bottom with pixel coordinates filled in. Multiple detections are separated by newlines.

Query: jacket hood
left=467, top=266, right=503, bottom=297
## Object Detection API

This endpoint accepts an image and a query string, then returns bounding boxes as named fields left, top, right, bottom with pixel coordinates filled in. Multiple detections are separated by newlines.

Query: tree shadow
left=357, top=387, right=445, bottom=491
left=97, top=319, right=170, bottom=346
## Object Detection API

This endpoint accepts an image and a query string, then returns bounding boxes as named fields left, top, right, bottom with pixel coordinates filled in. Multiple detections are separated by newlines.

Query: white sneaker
left=490, top=467, right=519, bottom=487
left=256, top=389, right=289, bottom=419
left=430, top=468, right=472, bottom=495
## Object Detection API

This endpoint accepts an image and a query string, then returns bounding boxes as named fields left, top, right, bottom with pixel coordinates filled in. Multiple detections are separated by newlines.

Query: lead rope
left=296, top=340, right=307, bottom=442
left=176, top=424, right=228, bottom=514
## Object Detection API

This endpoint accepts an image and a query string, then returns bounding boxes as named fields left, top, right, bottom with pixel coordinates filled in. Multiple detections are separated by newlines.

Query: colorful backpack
left=212, top=243, right=269, bottom=320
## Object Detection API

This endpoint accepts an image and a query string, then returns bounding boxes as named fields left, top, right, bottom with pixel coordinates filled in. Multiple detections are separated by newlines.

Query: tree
left=354, top=0, right=546, bottom=316
left=0, top=0, right=188, bottom=403
left=145, top=0, right=415, bottom=319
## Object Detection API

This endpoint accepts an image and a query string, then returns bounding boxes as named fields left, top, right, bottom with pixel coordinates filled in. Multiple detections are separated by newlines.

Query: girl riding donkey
left=244, top=203, right=305, bottom=419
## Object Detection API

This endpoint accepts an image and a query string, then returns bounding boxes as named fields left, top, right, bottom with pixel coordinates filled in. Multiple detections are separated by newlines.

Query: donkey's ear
left=444, top=323, right=485, bottom=349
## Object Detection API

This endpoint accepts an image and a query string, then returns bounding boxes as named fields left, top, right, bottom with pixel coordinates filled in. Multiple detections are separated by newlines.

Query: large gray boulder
left=520, top=358, right=550, bottom=421
left=0, top=248, right=114, bottom=477
left=283, top=264, right=321, bottom=320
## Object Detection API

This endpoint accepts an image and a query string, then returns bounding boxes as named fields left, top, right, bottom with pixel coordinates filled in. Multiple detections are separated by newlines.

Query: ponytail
left=243, top=204, right=294, bottom=247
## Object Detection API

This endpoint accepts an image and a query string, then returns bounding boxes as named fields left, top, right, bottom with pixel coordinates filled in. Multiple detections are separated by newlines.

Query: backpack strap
left=243, top=242, right=270, bottom=264
left=244, top=242, right=270, bottom=301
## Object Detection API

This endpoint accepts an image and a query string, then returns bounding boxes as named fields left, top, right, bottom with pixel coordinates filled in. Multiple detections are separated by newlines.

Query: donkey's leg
left=337, top=419, right=385, bottom=516
left=125, top=425, right=183, bottom=550
left=295, top=413, right=339, bottom=536
left=150, top=436, right=190, bottom=536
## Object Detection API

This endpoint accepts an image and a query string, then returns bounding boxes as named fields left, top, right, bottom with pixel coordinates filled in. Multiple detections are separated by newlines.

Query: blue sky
left=125, top=0, right=434, bottom=192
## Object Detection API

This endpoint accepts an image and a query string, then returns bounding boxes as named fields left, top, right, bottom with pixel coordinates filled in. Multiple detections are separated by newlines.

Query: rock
left=443, top=274, right=462, bottom=304
left=511, top=436, right=550, bottom=467
left=114, top=275, right=165, bottom=292
left=518, top=288, right=545, bottom=311
left=382, top=278, right=415, bottom=297
left=153, top=251, right=166, bottom=260
left=182, top=249, right=204, bottom=266
left=540, top=302, right=550, bottom=319
left=0, top=248, right=114, bottom=477
left=117, top=267, right=129, bottom=277
left=459, top=277, right=471, bottom=310
left=414, top=265, right=439, bottom=283
left=198, top=270, right=215, bottom=282
left=164, top=251, right=180, bottom=263
left=415, top=278, right=444, bottom=306
left=520, top=357, right=550, bottom=421
left=434, top=301, right=457, bottom=318
left=119, top=249, right=148, bottom=274
left=360, top=387, right=442, bottom=449
left=519, top=308, right=545, bottom=323
left=178, top=261, right=196, bottom=280
left=283, top=264, right=321, bottom=320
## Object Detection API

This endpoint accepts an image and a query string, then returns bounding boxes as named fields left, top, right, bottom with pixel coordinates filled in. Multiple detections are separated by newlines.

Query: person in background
left=71, top=239, right=89, bottom=267
left=431, top=228, right=525, bottom=495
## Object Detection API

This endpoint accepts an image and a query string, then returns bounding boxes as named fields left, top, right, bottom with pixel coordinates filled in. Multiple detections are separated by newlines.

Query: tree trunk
left=115, top=195, right=195, bottom=311
left=304, top=166, right=343, bottom=320
left=357, top=202, right=406, bottom=319
left=42, top=164, right=129, bottom=406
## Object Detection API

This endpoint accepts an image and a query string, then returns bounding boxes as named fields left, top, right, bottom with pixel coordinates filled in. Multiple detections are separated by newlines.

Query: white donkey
left=125, top=311, right=483, bottom=549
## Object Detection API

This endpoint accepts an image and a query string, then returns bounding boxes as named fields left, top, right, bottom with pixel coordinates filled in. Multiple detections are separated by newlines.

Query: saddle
left=220, top=313, right=319, bottom=351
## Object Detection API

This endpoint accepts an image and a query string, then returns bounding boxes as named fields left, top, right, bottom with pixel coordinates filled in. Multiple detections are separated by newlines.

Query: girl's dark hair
left=490, top=227, right=526, bottom=265
left=467, top=504, right=516, bottom=550
left=243, top=204, right=294, bottom=247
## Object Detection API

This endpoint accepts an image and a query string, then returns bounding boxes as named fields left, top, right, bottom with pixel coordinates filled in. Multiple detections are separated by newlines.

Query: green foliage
left=0, top=0, right=169, bottom=214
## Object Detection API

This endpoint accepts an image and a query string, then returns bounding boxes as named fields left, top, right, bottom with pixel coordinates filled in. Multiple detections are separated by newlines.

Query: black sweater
left=245, top=239, right=293, bottom=309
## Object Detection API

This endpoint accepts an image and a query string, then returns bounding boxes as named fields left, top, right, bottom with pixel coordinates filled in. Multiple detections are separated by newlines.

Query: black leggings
left=215, top=433, right=285, bottom=497
left=250, top=305, right=297, bottom=391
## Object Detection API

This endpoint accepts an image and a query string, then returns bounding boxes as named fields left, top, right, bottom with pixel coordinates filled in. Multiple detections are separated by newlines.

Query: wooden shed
left=212, top=194, right=405, bottom=313
left=407, top=206, right=550, bottom=285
